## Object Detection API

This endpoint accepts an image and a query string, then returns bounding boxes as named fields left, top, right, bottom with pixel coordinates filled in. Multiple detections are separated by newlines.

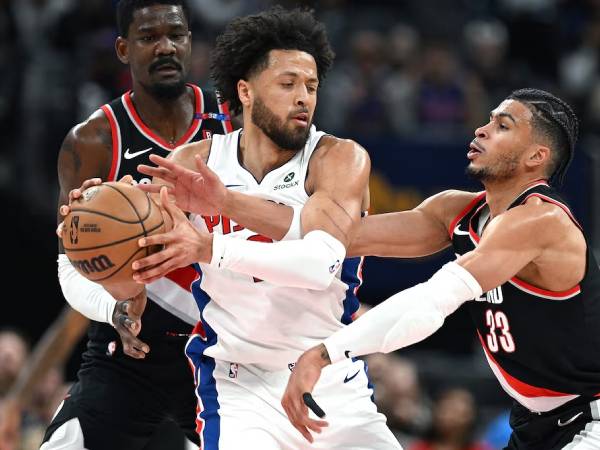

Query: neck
left=130, top=82, right=193, bottom=145
left=238, top=119, right=298, bottom=183
left=483, top=176, right=548, bottom=217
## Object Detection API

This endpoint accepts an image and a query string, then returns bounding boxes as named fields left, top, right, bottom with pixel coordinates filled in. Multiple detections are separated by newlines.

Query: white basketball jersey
left=189, top=127, right=363, bottom=370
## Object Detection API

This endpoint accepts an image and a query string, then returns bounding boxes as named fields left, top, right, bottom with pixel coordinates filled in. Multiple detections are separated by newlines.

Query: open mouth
left=292, top=113, right=308, bottom=125
left=467, top=141, right=484, bottom=159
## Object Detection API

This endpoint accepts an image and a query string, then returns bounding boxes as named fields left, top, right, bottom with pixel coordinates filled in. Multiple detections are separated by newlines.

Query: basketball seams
left=103, top=183, right=154, bottom=257
left=69, top=208, right=148, bottom=224
left=92, top=246, right=149, bottom=282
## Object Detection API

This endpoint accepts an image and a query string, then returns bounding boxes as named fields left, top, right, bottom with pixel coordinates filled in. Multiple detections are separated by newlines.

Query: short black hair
left=116, top=0, right=190, bottom=37
left=507, top=88, right=579, bottom=186
left=211, top=7, right=335, bottom=115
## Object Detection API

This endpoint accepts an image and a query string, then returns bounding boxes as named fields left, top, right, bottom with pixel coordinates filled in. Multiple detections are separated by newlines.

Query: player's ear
left=526, top=144, right=551, bottom=170
left=238, top=80, right=252, bottom=109
left=116, top=37, right=129, bottom=64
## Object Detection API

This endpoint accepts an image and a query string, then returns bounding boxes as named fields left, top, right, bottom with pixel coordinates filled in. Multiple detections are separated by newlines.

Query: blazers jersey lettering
left=99, top=84, right=232, bottom=327
left=187, top=127, right=364, bottom=370
left=450, top=180, right=600, bottom=412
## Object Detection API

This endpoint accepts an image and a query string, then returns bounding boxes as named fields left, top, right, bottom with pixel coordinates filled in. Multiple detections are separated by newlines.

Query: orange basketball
left=62, top=182, right=165, bottom=287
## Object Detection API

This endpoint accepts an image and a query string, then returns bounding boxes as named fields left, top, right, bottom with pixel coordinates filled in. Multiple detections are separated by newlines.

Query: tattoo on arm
left=319, top=344, right=331, bottom=364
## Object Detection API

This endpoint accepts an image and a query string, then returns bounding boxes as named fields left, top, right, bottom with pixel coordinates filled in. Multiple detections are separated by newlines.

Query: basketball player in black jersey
left=284, top=89, right=600, bottom=449
left=0, top=1, right=229, bottom=449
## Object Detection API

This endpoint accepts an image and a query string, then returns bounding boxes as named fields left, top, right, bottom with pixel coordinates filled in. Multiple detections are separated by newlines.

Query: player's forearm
left=211, top=230, right=346, bottom=290
left=322, top=262, right=482, bottom=363
left=221, top=191, right=296, bottom=241
left=8, top=306, right=88, bottom=405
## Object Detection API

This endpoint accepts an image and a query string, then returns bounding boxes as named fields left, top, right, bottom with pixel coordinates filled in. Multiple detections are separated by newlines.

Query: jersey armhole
left=448, top=192, right=486, bottom=238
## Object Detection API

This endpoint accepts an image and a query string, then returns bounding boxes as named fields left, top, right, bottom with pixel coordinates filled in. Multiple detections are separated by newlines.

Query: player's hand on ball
left=281, top=344, right=330, bottom=443
left=137, top=154, right=228, bottom=216
left=56, top=176, right=135, bottom=238
left=132, top=187, right=213, bottom=283
left=112, top=288, right=150, bottom=359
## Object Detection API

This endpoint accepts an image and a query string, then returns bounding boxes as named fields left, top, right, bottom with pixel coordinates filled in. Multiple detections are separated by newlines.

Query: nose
left=155, top=36, right=176, bottom=56
left=475, top=123, right=489, bottom=139
left=295, top=85, right=310, bottom=107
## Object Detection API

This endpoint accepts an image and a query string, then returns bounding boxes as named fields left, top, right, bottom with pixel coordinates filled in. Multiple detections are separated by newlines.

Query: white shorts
left=189, top=355, right=401, bottom=450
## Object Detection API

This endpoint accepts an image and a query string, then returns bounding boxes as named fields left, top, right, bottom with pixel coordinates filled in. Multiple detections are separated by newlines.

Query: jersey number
left=247, top=234, right=273, bottom=282
left=485, top=310, right=515, bottom=353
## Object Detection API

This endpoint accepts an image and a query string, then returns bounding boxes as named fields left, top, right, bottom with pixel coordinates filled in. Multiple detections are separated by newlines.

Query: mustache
left=149, top=57, right=182, bottom=73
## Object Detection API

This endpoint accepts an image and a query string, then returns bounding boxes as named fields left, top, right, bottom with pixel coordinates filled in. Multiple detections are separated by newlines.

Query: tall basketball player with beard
left=132, top=7, right=401, bottom=450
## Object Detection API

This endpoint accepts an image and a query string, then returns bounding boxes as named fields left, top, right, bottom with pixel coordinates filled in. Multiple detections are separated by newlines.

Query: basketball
left=62, top=182, right=165, bottom=287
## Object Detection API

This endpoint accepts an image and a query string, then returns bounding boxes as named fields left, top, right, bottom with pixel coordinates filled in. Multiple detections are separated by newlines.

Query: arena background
left=1, top=0, right=599, bottom=448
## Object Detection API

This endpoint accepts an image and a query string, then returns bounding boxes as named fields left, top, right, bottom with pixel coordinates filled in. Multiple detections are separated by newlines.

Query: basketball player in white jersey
left=132, top=7, right=401, bottom=450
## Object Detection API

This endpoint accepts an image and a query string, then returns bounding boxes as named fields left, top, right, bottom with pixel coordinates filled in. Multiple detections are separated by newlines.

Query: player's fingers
left=68, top=188, right=82, bottom=203
left=136, top=183, right=167, bottom=195
left=132, top=261, right=174, bottom=283
left=59, top=205, right=71, bottom=216
left=159, top=186, right=188, bottom=220
left=148, top=154, right=180, bottom=172
left=122, top=341, right=148, bottom=359
left=137, top=233, right=171, bottom=249
left=118, top=174, right=134, bottom=184
left=56, top=221, right=65, bottom=238
left=194, top=154, right=213, bottom=178
left=80, top=178, right=102, bottom=191
left=137, top=164, right=172, bottom=180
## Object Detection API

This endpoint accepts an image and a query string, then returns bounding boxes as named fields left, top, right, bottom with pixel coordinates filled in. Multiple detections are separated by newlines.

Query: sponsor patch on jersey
left=106, top=341, right=117, bottom=356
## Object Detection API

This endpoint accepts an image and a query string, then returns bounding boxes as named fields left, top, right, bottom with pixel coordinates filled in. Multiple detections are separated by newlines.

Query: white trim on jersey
left=102, top=104, right=122, bottom=181
left=480, top=347, right=579, bottom=412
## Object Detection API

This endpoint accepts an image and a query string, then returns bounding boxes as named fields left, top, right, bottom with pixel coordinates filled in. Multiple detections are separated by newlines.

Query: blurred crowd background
left=1, top=0, right=600, bottom=449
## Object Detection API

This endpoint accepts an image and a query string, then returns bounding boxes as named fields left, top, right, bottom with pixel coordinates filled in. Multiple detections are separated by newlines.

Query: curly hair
left=211, top=7, right=335, bottom=115
left=116, top=0, right=190, bottom=37
left=507, top=88, right=579, bottom=186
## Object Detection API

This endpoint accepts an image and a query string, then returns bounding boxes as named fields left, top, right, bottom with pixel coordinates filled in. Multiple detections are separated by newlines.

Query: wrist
left=303, top=344, right=331, bottom=369
left=197, top=230, right=214, bottom=264
left=220, top=189, right=237, bottom=219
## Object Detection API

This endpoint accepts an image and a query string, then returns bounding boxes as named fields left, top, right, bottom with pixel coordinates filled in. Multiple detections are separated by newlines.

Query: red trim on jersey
left=122, top=84, right=203, bottom=149
left=509, top=276, right=581, bottom=298
left=219, top=100, right=234, bottom=133
left=165, top=266, right=200, bottom=292
left=191, top=320, right=207, bottom=341
left=100, top=105, right=119, bottom=181
left=477, top=332, right=572, bottom=398
left=354, top=256, right=365, bottom=295
left=448, top=192, right=486, bottom=237
left=521, top=193, right=582, bottom=231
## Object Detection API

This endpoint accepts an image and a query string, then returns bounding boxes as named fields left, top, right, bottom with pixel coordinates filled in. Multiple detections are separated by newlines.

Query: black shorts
left=505, top=398, right=600, bottom=450
left=42, top=303, right=199, bottom=450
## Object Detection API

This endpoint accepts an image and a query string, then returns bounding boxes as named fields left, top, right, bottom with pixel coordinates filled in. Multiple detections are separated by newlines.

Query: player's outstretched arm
left=134, top=138, right=369, bottom=289
left=282, top=198, right=580, bottom=439
left=347, top=190, right=478, bottom=258
left=137, top=142, right=296, bottom=241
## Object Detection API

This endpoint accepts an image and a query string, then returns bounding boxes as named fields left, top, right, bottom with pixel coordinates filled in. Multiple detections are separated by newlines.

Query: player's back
left=189, top=127, right=363, bottom=370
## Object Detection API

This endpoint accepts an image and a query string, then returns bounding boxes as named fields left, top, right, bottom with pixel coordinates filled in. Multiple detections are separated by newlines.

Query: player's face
left=467, top=99, right=537, bottom=182
left=250, top=50, right=318, bottom=151
left=120, top=5, right=191, bottom=99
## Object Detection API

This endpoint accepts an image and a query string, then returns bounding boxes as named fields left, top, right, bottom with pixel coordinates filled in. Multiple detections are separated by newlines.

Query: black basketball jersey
left=83, top=84, right=231, bottom=349
left=450, top=180, right=600, bottom=413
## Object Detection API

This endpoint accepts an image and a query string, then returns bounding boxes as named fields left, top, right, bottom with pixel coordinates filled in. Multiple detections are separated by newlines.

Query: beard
left=466, top=153, right=521, bottom=182
left=142, top=79, right=187, bottom=100
left=251, top=96, right=311, bottom=152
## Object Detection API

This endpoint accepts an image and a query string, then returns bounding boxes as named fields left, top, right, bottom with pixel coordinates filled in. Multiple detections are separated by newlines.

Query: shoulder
left=310, top=135, right=370, bottom=169
left=418, top=189, right=483, bottom=228
left=493, top=196, right=576, bottom=240
left=169, top=139, right=212, bottom=168
left=65, top=108, right=111, bottom=149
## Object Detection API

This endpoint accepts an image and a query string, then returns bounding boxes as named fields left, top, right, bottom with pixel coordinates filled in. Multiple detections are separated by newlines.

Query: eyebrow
left=490, top=111, right=517, bottom=125
left=279, top=71, right=319, bottom=84
left=137, top=22, right=186, bottom=33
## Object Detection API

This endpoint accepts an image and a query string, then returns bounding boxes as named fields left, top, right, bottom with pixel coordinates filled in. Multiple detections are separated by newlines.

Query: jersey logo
left=284, top=172, right=295, bottom=182
left=228, top=363, right=239, bottom=379
left=558, top=412, right=583, bottom=427
left=343, top=370, right=360, bottom=384
left=453, top=223, right=470, bottom=236
left=124, top=147, right=153, bottom=160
